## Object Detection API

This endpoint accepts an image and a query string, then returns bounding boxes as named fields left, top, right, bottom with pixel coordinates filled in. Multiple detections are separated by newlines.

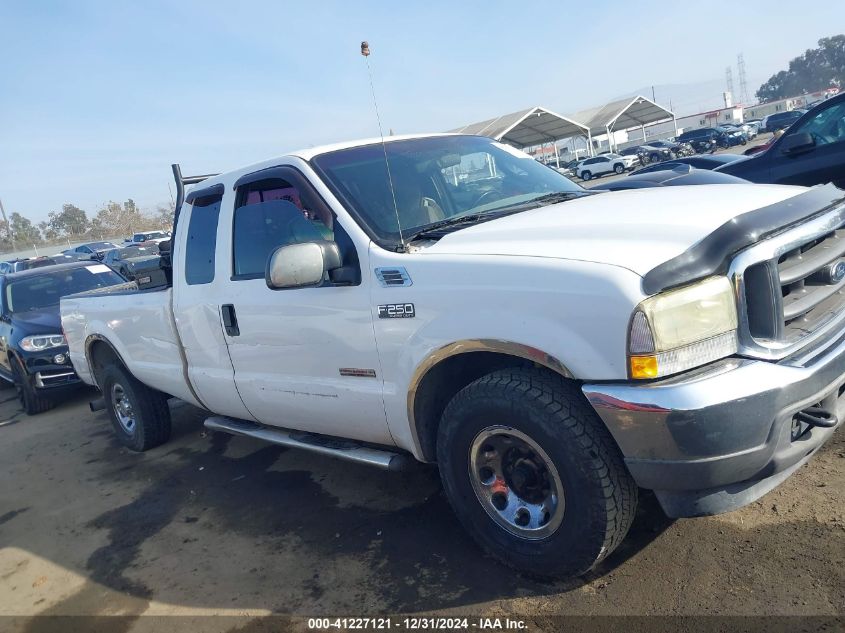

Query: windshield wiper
left=523, top=191, right=596, bottom=205
left=406, top=191, right=595, bottom=243
left=406, top=212, right=497, bottom=241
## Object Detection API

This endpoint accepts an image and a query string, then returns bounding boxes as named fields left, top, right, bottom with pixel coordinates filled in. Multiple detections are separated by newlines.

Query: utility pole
left=0, top=198, right=17, bottom=253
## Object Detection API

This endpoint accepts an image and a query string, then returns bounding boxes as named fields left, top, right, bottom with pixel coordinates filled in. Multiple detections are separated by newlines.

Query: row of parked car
left=588, top=93, right=845, bottom=191
left=546, top=93, right=843, bottom=189
left=0, top=230, right=172, bottom=414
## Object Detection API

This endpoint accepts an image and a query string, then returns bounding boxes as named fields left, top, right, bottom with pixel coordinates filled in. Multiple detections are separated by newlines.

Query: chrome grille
left=732, top=202, right=845, bottom=360
left=778, top=229, right=845, bottom=342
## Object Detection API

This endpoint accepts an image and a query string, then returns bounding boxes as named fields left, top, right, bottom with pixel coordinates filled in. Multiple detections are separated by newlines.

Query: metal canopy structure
left=449, top=106, right=592, bottom=156
left=572, top=95, right=676, bottom=152
left=449, top=97, right=677, bottom=159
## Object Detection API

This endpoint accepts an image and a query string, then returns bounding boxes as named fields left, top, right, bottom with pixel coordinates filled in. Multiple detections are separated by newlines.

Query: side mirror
left=780, top=131, right=815, bottom=155
left=266, top=241, right=341, bottom=290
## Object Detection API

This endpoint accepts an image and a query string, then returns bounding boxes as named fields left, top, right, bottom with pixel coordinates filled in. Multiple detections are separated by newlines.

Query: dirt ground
left=0, top=385, right=843, bottom=632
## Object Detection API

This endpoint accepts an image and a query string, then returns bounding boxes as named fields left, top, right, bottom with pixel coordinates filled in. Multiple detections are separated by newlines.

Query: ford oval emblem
left=831, top=261, right=845, bottom=284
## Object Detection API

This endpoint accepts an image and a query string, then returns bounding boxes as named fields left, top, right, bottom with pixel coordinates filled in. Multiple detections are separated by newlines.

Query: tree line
left=757, top=35, right=845, bottom=102
left=0, top=199, right=174, bottom=252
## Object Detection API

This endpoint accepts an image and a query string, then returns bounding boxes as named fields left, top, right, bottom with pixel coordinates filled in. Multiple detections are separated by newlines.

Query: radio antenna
left=361, top=40, right=405, bottom=251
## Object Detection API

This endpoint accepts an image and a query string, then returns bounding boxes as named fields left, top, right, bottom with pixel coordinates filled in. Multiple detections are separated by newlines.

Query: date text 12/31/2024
left=308, top=617, right=527, bottom=630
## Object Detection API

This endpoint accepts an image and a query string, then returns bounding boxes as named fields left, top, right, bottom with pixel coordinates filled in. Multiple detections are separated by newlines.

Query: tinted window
left=6, top=266, right=124, bottom=312
left=232, top=175, right=334, bottom=278
left=184, top=193, right=222, bottom=285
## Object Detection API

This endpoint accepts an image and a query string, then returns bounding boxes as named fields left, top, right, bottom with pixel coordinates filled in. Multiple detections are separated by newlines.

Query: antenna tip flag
left=360, top=41, right=370, bottom=57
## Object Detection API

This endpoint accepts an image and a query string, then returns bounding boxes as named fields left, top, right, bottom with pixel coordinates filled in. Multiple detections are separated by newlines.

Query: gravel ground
left=0, top=381, right=842, bottom=631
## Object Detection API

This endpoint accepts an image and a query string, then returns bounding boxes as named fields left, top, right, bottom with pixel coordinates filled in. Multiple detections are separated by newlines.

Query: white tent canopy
left=571, top=95, right=676, bottom=151
left=449, top=106, right=592, bottom=151
left=449, top=97, right=676, bottom=157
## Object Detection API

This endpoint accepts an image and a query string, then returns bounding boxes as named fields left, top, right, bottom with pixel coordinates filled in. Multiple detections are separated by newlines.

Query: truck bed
left=61, top=284, right=197, bottom=405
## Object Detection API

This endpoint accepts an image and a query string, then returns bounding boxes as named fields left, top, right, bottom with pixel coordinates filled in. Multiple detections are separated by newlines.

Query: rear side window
left=184, top=193, right=222, bottom=285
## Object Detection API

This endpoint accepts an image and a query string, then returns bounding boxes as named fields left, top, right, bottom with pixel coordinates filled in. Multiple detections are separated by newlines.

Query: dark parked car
left=629, top=153, right=746, bottom=176
left=646, top=140, right=695, bottom=157
left=634, top=145, right=674, bottom=165
left=717, top=93, right=845, bottom=187
left=764, top=109, right=806, bottom=133
left=588, top=164, right=749, bottom=191
left=102, top=245, right=161, bottom=280
left=1, top=257, right=58, bottom=274
left=677, top=127, right=724, bottom=154
left=62, top=241, right=120, bottom=261
left=0, top=262, right=125, bottom=413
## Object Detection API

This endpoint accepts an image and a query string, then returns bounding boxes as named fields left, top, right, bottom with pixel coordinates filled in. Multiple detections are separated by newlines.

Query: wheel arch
left=407, top=339, right=574, bottom=462
left=85, top=334, right=129, bottom=388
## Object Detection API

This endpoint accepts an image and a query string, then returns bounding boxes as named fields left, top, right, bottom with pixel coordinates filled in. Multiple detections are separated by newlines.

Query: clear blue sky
left=1, top=1, right=842, bottom=221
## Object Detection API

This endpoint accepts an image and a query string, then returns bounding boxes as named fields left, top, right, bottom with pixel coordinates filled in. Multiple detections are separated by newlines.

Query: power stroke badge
left=378, top=303, right=415, bottom=318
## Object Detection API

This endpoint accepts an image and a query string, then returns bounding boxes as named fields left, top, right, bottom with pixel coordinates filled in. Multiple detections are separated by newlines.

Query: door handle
left=221, top=304, right=240, bottom=337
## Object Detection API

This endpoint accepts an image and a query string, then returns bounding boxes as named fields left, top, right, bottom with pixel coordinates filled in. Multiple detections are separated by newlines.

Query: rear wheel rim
left=469, top=426, right=565, bottom=540
left=111, top=383, right=136, bottom=434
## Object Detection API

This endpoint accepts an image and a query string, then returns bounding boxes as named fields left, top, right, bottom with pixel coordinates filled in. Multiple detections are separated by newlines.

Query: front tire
left=437, top=368, right=637, bottom=579
left=580, top=170, right=592, bottom=181
left=100, top=362, right=171, bottom=451
left=12, top=358, right=54, bottom=415
left=613, top=163, right=624, bottom=174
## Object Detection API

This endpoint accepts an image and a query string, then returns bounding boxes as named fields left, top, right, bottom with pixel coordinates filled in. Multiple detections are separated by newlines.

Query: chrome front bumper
left=582, top=333, right=845, bottom=518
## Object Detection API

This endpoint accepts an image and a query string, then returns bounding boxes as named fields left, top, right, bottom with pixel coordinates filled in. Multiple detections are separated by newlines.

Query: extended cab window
left=184, top=191, right=223, bottom=285
left=232, top=169, right=339, bottom=279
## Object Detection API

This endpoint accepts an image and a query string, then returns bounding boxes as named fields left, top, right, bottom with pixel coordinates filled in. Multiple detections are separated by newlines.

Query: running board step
left=203, top=416, right=411, bottom=471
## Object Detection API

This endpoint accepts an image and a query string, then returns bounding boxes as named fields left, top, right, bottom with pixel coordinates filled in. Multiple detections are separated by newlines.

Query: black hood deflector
left=642, top=183, right=845, bottom=295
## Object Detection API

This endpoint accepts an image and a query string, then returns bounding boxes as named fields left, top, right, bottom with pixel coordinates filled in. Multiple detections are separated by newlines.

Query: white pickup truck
left=61, top=133, right=845, bottom=579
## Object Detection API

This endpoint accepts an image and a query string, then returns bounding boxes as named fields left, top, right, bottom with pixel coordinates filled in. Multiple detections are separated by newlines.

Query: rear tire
left=12, top=357, right=54, bottom=415
left=436, top=368, right=637, bottom=579
left=100, top=362, right=171, bottom=451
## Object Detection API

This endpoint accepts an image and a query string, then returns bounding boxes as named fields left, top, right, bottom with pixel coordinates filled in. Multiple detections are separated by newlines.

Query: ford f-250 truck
left=61, top=133, right=845, bottom=578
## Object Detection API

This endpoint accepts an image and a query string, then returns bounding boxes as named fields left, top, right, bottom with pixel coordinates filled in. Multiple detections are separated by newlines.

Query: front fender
left=369, top=251, right=645, bottom=455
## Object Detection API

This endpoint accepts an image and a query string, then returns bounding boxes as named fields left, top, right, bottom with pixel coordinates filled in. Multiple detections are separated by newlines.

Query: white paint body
left=60, top=134, right=806, bottom=460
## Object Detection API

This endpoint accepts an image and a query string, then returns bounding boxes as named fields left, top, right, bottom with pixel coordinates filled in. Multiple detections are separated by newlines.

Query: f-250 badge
left=378, top=303, right=415, bottom=318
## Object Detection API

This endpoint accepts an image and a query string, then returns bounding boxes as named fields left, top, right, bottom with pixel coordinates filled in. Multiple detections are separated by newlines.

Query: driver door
left=219, top=165, right=392, bottom=446
left=768, top=99, right=845, bottom=187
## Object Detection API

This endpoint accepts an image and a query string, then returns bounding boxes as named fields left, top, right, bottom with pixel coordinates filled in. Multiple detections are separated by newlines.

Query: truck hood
left=423, top=184, right=806, bottom=276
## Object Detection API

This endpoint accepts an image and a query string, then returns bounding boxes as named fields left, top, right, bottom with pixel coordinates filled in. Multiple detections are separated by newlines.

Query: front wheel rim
left=469, top=426, right=565, bottom=540
left=111, top=383, right=136, bottom=434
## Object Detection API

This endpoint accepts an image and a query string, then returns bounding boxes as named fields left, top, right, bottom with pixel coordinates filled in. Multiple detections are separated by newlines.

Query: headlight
left=19, top=334, right=67, bottom=352
left=628, top=276, right=738, bottom=379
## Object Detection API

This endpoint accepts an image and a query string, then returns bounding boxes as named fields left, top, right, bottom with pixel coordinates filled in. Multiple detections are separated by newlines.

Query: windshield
left=5, top=266, right=124, bottom=313
left=311, top=135, right=584, bottom=246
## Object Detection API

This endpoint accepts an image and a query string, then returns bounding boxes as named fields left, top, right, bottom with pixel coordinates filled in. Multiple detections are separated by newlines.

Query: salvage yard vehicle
left=102, top=245, right=161, bottom=280
left=717, top=92, right=845, bottom=188
left=629, top=153, right=746, bottom=175
left=124, top=230, right=170, bottom=246
left=576, top=154, right=627, bottom=180
left=62, top=241, right=120, bottom=261
left=61, top=133, right=845, bottom=579
left=2, top=261, right=126, bottom=413
left=589, top=164, right=748, bottom=190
